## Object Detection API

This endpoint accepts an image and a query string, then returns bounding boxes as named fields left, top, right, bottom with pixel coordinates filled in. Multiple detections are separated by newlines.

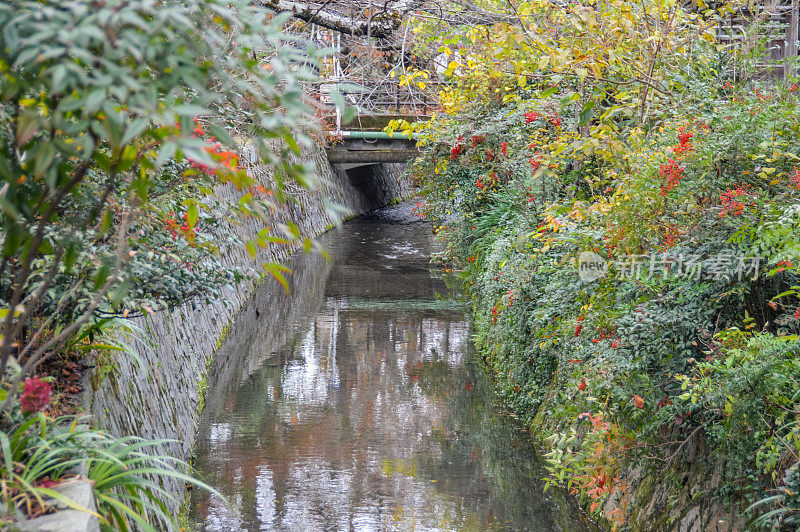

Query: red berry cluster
left=525, top=110, right=562, bottom=127
left=791, top=166, right=800, bottom=189
left=525, top=186, right=535, bottom=203
left=529, top=155, right=542, bottom=173
left=674, top=127, right=694, bottom=156
left=659, top=159, right=684, bottom=196
left=471, top=135, right=485, bottom=147
left=164, top=211, right=197, bottom=244
left=590, top=330, right=619, bottom=345
left=524, top=111, right=540, bottom=124
left=720, top=184, right=752, bottom=217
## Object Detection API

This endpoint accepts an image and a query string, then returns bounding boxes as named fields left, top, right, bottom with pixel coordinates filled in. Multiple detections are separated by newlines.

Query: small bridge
left=325, top=131, right=418, bottom=165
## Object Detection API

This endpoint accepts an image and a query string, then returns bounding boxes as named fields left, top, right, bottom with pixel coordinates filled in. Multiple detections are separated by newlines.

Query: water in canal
left=188, top=203, right=596, bottom=531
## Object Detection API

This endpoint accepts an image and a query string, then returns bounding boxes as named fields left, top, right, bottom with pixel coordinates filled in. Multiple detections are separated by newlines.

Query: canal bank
left=187, top=203, right=597, bottom=531
left=87, top=145, right=414, bottom=513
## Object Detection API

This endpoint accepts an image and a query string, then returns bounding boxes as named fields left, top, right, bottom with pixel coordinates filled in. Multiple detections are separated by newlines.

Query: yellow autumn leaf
left=539, top=55, right=550, bottom=69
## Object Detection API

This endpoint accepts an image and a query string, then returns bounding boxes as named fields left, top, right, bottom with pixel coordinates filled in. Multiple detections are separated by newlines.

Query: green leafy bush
left=0, top=413, right=224, bottom=530
left=0, top=0, right=321, bottom=412
left=413, top=73, right=800, bottom=526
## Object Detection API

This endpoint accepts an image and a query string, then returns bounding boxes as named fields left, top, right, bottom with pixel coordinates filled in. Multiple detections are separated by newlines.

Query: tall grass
left=0, top=414, right=225, bottom=530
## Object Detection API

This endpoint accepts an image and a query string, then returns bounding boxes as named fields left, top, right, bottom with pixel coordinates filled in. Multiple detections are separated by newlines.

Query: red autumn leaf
left=633, top=395, right=644, bottom=409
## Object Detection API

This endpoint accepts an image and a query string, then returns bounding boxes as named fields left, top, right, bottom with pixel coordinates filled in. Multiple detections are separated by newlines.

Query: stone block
left=17, top=479, right=99, bottom=532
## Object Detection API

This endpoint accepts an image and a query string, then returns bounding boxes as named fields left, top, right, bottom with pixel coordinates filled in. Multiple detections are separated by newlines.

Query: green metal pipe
left=337, top=130, right=418, bottom=140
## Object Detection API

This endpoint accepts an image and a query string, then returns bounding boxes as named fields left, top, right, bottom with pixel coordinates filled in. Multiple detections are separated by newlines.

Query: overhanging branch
left=445, top=0, right=517, bottom=25
left=255, top=0, right=518, bottom=38
left=256, top=0, right=417, bottom=38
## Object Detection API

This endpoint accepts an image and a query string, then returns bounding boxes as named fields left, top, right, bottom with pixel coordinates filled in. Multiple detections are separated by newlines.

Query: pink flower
left=20, top=376, right=51, bottom=415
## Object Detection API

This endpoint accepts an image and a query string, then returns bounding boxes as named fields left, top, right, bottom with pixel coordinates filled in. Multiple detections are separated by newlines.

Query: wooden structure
left=717, top=0, right=799, bottom=79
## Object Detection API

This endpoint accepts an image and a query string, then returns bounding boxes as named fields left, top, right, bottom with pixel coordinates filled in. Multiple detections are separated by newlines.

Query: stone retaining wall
left=88, top=145, right=412, bottom=510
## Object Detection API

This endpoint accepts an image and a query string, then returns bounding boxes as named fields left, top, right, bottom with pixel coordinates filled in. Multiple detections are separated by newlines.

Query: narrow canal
left=188, top=203, right=596, bottom=531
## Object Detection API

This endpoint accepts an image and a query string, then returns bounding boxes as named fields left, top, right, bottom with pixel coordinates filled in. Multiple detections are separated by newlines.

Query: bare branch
left=256, top=0, right=417, bottom=37
left=256, top=0, right=517, bottom=38
left=0, top=161, right=92, bottom=377
left=444, top=0, right=518, bottom=25
left=0, top=197, right=137, bottom=416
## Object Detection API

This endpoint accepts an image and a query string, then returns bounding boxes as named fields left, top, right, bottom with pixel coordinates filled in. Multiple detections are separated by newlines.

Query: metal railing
left=312, top=79, right=446, bottom=131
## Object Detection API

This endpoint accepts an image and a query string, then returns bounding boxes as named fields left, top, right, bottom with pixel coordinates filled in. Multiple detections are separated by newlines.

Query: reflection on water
left=189, top=203, right=596, bottom=531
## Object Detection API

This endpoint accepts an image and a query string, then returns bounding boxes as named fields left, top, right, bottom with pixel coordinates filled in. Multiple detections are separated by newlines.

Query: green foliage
left=748, top=462, right=800, bottom=529
left=678, top=334, right=800, bottom=508
left=87, top=434, right=224, bottom=532
left=411, top=13, right=800, bottom=523
left=0, top=414, right=98, bottom=522
left=0, top=0, right=322, bottom=413
left=0, top=413, right=225, bottom=530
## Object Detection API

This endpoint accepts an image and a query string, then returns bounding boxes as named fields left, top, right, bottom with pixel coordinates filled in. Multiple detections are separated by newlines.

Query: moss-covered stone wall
left=88, top=145, right=413, bottom=508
